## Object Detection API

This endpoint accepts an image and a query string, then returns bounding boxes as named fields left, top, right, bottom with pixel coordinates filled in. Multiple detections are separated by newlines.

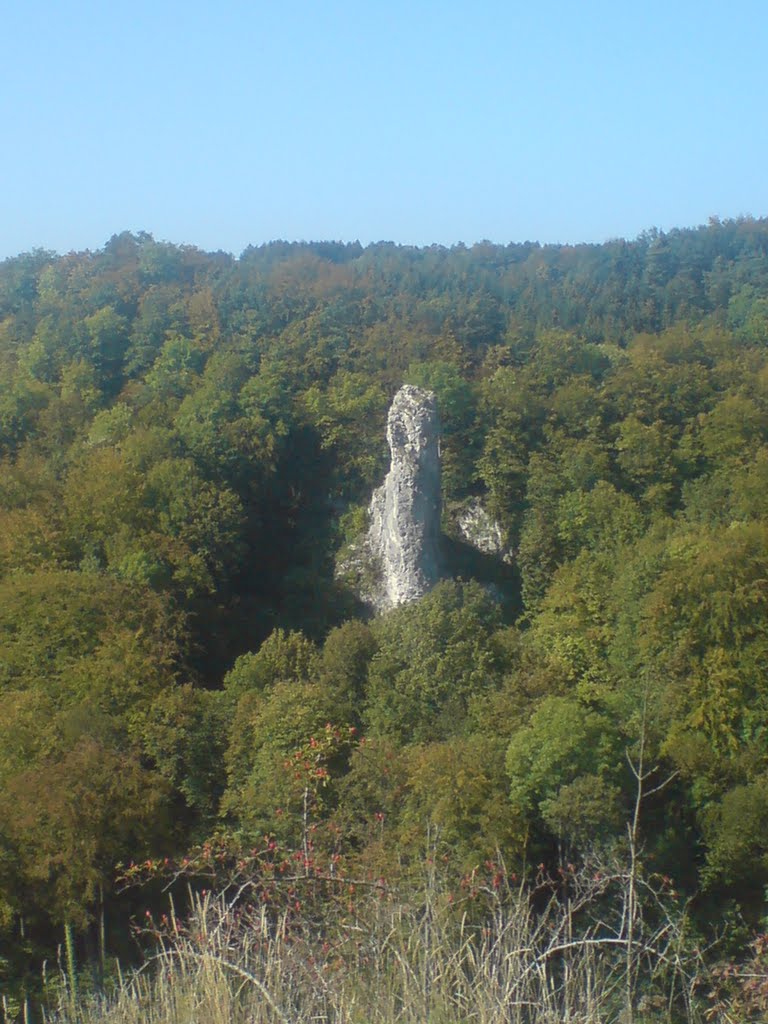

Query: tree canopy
left=3, top=219, right=768, bottom=996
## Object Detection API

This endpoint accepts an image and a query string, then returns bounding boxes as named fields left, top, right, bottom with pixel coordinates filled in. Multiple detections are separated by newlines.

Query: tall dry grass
left=38, top=860, right=707, bottom=1024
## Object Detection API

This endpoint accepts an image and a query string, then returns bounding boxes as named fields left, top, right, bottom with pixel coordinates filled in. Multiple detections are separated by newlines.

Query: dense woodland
left=2, top=219, right=768, bottom=1016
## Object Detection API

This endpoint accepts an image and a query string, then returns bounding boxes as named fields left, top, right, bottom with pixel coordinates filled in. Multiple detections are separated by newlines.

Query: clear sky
left=3, top=0, right=767, bottom=258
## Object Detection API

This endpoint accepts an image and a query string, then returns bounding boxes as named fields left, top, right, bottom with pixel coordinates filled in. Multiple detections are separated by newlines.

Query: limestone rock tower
left=366, top=385, right=441, bottom=610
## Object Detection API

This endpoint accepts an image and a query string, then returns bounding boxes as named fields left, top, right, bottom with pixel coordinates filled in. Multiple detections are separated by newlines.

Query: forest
left=1, top=218, right=768, bottom=1021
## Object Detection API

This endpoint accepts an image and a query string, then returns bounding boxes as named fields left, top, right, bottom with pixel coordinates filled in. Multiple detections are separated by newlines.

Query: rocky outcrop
left=337, top=385, right=517, bottom=614
left=365, top=385, right=442, bottom=611
left=453, top=499, right=514, bottom=565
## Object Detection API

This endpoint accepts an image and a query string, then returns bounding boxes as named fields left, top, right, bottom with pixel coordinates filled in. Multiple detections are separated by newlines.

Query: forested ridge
left=2, top=219, right=768, bottom=1016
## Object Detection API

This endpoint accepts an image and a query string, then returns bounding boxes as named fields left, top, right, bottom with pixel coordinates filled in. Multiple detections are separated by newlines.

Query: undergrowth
left=31, top=851, right=724, bottom=1024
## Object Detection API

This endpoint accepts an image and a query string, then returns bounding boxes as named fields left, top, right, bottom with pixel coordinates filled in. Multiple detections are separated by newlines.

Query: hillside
left=2, top=220, right=768, bottom=1018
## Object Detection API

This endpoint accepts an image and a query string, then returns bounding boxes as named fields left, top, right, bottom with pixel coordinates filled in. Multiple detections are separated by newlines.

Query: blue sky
left=3, top=0, right=767, bottom=258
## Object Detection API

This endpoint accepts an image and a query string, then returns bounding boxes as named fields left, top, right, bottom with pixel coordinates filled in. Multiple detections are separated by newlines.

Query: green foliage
left=539, top=773, right=624, bottom=846
left=0, top=737, right=171, bottom=927
left=556, top=480, right=645, bottom=555
left=3, top=223, right=768, bottom=988
left=505, top=695, right=623, bottom=823
left=0, top=570, right=181, bottom=702
left=139, top=685, right=227, bottom=820
left=143, top=456, right=245, bottom=593
left=0, top=568, right=191, bottom=933
left=405, top=360, right=481, bottom=497
left=399, top=735, right=524, bottom=861
left=302, top=370, right=388, bottom=496
left=223, top=682, right=352, bottom=839
left=316, top=619, right=377, bottom=711
left=365, top=580, right=502, bottom=744
left=145, top=333, right=203, bottom=399
left=219, top=628, right=358, bottom=838
left=701, top=777, right=768, bottom=888
left=477, top=365, right=544, bottom=534
left=86, top=402, right=133, bottom=447
left=78, top=305, right=129, bottom=386
left=223, top=628, right=319, bottom=700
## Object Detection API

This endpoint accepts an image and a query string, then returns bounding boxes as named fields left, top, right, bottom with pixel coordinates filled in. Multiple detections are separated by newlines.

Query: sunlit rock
left=453, top=498, right=513, bottom=565
left=365, top=385, right=442, bottom=611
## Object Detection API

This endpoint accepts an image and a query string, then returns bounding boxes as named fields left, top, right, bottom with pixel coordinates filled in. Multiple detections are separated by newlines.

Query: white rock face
left=367, top=385, right=441, bottom=610
left=455, top=499, right=514, bottom=564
